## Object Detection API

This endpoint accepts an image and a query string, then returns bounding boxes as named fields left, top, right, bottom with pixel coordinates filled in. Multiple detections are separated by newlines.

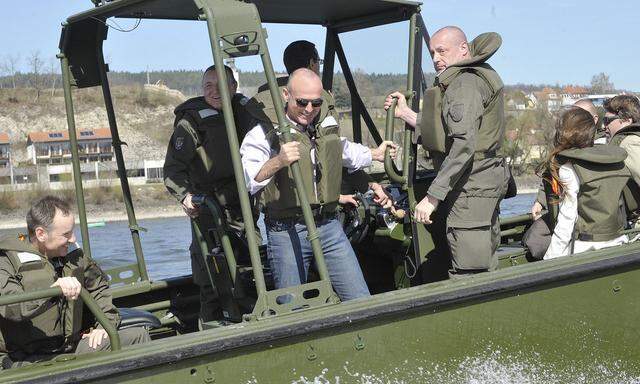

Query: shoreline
left=1, top=190, right=538, bottom=231
left=0, top=205, right=186, bottom=231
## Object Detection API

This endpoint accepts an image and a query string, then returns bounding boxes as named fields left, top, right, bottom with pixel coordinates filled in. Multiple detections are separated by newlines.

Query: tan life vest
left=552, top=146, right=631, bottom=242
left=259, top=115, right=343, bottom=219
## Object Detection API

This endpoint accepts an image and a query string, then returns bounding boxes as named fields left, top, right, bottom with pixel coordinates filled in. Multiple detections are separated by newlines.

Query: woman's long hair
left=536, top=107, right=596, bottom=199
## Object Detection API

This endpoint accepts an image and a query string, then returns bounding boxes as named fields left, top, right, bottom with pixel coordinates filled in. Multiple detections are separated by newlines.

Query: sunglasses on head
left=603, top=114, right=623, bottom=126
left=295, top=98, right=323, bottom=108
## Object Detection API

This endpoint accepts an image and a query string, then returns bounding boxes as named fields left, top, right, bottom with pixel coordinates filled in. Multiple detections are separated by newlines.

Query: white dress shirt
left=544, top=163, right=628, bottom=259
left=240, top=115, right=372, bottom=196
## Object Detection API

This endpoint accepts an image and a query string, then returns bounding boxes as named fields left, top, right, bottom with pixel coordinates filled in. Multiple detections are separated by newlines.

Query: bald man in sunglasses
left=240, top=68, right=393, bottom=301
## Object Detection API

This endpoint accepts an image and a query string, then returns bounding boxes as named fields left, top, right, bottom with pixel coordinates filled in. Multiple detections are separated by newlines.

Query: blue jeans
left=266, top=217, right=370, bottom=301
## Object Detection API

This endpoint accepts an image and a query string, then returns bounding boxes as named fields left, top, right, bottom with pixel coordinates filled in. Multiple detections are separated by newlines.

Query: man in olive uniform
left=604, top=95, right=640, bottom=185
left=604, top=95, right=640, bottom=224
left=0, top=196, right=149, bottom=369
left=241, top=69, right=393, bottom=300
left=386, top=26, right=508, bottom=277
left=164, top=65, right=257, bottom=324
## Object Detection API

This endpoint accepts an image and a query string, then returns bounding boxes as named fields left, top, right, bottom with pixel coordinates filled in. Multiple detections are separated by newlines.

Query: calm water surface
left=0, top=194, right=536, bottom=280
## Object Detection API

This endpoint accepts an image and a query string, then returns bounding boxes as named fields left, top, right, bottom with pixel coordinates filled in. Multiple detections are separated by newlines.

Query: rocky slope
left=0, top=85, right=186, bottom=163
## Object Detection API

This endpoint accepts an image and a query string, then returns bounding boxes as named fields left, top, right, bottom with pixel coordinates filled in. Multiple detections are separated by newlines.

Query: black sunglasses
left=295, top=98, right=323, bottom=108
left=603, top=115, right=622, bottom=126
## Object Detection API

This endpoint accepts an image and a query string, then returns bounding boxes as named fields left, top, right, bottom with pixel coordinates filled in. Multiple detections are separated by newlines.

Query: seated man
left=0, top=196, right=149, bottom=369
left=240, top=69, right=391, bottom=300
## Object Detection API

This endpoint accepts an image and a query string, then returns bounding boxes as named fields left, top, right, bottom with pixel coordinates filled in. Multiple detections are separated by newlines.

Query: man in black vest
left=163, top=65, right=256, bottom=325
left=0, top=196, right=148, bottom=368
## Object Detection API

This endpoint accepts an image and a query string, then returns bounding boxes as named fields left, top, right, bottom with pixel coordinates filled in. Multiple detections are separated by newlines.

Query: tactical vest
left=420, top=32, right=505, bottom=157
left=0, top=238, right=84, bottom=355
left=548, top=146, right=631, bottom=242
left=173, top=94, right=250, bottom=207
left=608, top=124, right=640, bottom=219
left=261, top=116, right=343, bottom=219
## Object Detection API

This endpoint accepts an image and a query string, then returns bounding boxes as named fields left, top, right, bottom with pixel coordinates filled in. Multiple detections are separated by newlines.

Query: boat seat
left=118, top=308, right=162, bottom=330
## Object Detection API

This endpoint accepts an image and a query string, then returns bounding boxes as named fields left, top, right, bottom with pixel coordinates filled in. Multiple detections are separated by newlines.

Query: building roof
left=27, top=128, right=112, bottom=144
left=0, top=133, right=8, bottom=145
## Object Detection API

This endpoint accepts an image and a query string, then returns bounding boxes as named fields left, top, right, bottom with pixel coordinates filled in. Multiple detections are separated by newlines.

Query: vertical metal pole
left=59, top=55, right=92, bottom=259
left=258, top=42, right=332, bottom=283
left=95, top=32, right=148, bottom=281
left=409, top=14, right=424, bottom=187
left=321, top=28, right=336, bottom=92
left=403, top=13, right=418, bottom=182
left=352, top=100, right=362, bottom=144
left=201, top=11, right=268, bottom=295
left=202, top=8, right=331, bottom=284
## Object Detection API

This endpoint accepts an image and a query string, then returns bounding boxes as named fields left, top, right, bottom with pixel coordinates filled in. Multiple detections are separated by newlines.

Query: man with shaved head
left=240, top=68, right=393, bottom=301
left=385, top=26, right=509, bottom=279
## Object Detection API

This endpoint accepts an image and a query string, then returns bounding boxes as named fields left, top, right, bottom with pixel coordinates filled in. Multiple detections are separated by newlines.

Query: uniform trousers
left=429, top=192, right=502, bottom=278
left=4, top=326, right=150, bottom=369
left=190, top=207, right=260, bottom=324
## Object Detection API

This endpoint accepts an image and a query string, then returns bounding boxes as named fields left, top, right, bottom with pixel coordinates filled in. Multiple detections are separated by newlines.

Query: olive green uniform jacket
left=418, top=33, right=509, bottom=274
left=0, top=236, right=119, bottom=361
left=609, top=124, right=640, bottom=224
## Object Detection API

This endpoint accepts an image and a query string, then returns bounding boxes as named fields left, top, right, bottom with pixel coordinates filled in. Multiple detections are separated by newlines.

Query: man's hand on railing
left=530, top=201, right=543, bottom=221
left=51, top=277, right=81, bottom=301
left=182, top=193, right=200, bottom=218
left=371, top=141, right=398, bottom=162
left=82, top=328, right=108, bottom=349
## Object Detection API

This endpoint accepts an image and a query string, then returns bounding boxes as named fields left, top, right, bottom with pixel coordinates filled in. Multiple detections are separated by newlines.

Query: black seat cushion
left=118, top=308, right=161, bottom=330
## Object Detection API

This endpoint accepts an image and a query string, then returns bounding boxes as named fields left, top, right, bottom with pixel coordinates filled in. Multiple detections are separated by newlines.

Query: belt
left=473, top=150, right=498, bottom=161
left=297, top=205, right=337, bottom=223
left=266, top=206, right=337, bottom=224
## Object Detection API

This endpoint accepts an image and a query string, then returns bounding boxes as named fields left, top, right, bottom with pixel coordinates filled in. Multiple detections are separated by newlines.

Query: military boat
left=1, top=0, right=639, bottom=382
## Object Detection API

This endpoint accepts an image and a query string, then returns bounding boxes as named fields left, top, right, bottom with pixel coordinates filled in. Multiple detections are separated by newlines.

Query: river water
left=0, top=194, right=537, bottom=280
left=4, top=195, right=640, bottom=383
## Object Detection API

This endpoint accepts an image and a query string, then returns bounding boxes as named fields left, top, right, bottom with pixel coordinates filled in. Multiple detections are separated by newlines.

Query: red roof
left=562, top=85, right=589, bottom=95
left=27, top=128, right=111, bottom=144
left=0, top=133, right=8, bottom=145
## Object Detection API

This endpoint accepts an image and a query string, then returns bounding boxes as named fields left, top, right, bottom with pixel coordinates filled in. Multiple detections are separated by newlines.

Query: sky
left=0, top=0, right=638, bottom=90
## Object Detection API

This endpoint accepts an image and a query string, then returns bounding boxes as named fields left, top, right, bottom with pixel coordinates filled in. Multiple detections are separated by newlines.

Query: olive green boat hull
left=3, top=243, right=639, bottom=383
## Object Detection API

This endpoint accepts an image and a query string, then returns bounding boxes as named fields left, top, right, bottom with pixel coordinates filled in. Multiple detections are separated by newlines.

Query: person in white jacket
left=539, top=107, right=629, bottom=259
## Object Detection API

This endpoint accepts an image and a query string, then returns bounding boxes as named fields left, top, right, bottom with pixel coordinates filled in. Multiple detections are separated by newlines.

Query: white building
left=27, top=128, right=114, bottom=165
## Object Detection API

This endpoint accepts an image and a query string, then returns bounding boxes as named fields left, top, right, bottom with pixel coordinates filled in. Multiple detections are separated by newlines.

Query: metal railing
left=0, top=287, right=121, bottom=351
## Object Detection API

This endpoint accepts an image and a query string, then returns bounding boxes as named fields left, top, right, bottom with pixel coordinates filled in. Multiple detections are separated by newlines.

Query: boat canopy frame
left=57, top=0, right=429, bottom=321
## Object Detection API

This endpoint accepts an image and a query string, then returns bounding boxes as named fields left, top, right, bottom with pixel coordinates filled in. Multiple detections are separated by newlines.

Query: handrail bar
left=0, top=287, right=121, bottom=351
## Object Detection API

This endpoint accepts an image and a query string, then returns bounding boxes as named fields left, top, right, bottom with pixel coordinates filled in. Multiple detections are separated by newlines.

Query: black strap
left=473, top=149, right=498, bottom=161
